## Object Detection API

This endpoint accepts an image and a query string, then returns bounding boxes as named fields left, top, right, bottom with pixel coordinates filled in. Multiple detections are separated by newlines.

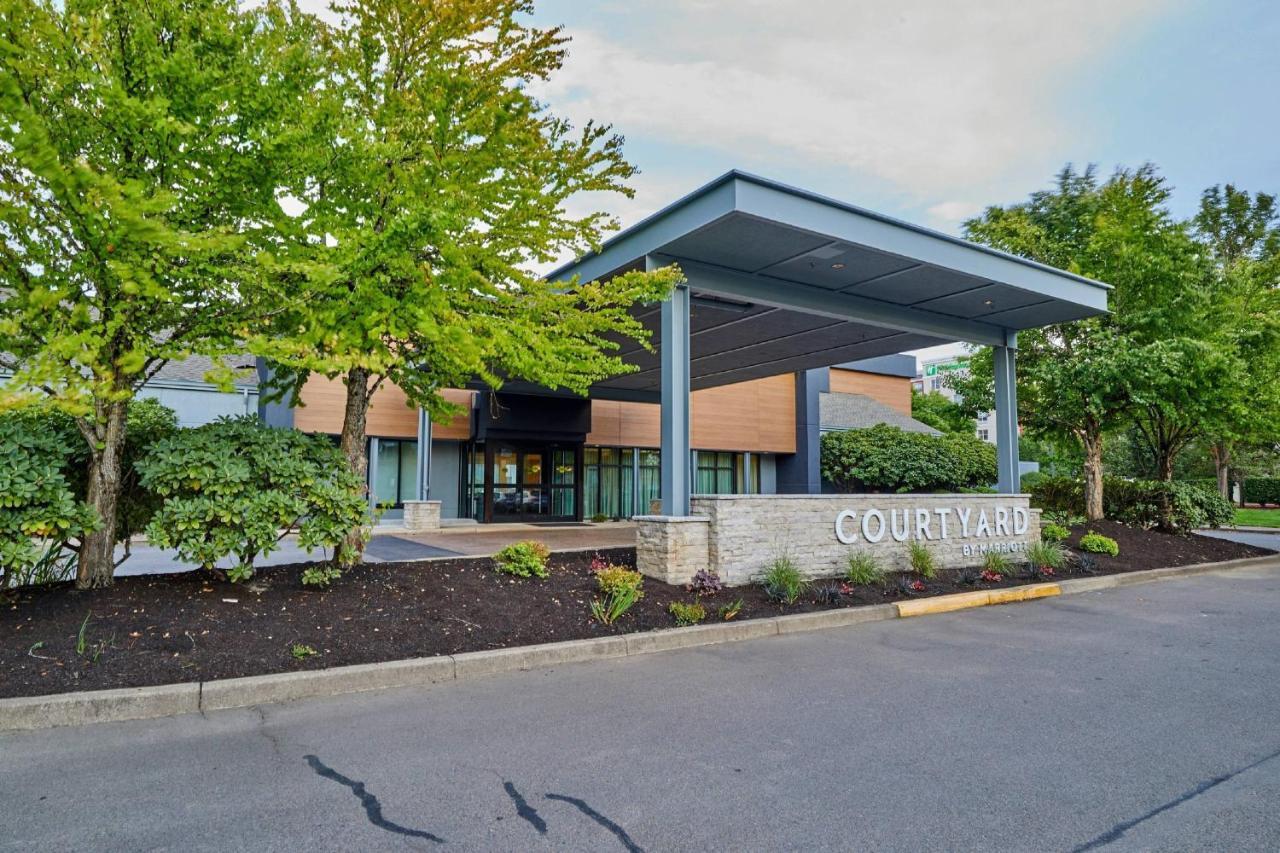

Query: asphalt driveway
left=3, top=563, right=1278, bottom=851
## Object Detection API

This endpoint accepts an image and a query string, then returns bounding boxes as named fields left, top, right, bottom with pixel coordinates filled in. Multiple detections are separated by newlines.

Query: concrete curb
left=4, top=554, right=1278, bottom=732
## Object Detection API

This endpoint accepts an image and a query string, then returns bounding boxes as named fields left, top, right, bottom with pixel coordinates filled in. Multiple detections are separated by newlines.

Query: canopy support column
left=415, top=408, right=432, bottom=501
left=993, top=332, right=1020, bottom=494
left=657, top=255, right=692, bottom=516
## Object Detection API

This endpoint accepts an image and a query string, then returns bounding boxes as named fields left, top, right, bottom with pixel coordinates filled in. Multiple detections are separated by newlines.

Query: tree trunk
left=1156, top=451, right=1176, bottom=532
left=77, top=401, right=129, bottom=589
left=338, top=367, right=374, bottom=563
left=1082, top=430, right=1104, bottom=522
left=1211, top=442, right=1233, bottom=503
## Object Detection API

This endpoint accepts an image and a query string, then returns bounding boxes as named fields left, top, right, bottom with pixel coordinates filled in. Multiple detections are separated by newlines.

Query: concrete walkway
left=3, top=564, right=1278, bottom=850
left=1198, top=527, right=1280, bottom=551
left=114, top=523, right=637, bottom=577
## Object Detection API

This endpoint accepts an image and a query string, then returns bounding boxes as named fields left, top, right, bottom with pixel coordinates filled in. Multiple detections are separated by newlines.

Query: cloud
left=533, top=0, right=1172, bottom=201
left=924, top=200, right=984, bottom=232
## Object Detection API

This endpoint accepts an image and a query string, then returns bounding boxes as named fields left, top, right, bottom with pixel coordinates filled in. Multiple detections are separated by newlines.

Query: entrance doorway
left=485, top=442, right=579, bottom=522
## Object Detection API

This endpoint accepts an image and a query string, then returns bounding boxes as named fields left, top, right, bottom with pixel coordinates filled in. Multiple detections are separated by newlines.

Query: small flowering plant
left=686, top=569, right=723, bottom=596
left=897, top=575, right=927, bottom=596
left=980, top=569, right=1003, bottom=583
left=589, top=553, right=610, bottom=573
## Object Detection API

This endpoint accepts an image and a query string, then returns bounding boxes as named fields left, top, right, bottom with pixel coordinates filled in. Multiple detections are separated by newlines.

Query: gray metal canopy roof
left=549, top=171, right=1109, bottom=398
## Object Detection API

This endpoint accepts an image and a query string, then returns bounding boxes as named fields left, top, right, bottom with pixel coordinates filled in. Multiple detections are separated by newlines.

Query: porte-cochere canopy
left=549, top=171, right=1110, bottom=513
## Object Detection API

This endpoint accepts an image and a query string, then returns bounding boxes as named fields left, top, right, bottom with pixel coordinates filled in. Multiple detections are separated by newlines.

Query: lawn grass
left=1234, top=508, right=1280, bottom=528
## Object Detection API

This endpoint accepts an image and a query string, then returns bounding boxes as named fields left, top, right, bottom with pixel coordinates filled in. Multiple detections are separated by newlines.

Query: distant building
left=913, top=355, right=996, bottom=444
left=137, top=355, right=259, bottom=427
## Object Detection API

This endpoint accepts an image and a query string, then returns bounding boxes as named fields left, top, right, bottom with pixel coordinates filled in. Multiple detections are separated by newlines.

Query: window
left=696, top=451, right=760, bottom=495
left=638, top=449, right=661, bottom=514
left=465, top=443, right=485, bottom=520
left=584, top=446, right=636, bottom=519
left=978, top=429, right=989, bottom=441
left=370, top=438, right=418, bottom=508
left=696, top=451, right=735, bottom=494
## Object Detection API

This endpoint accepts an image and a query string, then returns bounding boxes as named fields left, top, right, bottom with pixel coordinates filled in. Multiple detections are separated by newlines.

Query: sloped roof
left=818, top=391, right=940, bottom=435
left=150, top=355, right=259, bottom=387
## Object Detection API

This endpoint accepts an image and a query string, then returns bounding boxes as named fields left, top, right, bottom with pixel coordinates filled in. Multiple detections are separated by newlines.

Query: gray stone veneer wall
left=636, top=494, right=1041, bottom=587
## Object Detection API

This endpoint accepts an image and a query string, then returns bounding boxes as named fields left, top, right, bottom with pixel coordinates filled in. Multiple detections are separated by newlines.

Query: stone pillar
left=402, top=500, right=442, bottom=532
left=634, top=515, right=710, bottom=585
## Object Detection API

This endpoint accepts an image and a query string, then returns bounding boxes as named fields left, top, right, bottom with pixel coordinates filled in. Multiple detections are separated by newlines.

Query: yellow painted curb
left=988, top=582, right=1061, bottom=605
left=897, top=583, right=1062, bottom=617
left=896, top=590, right=991, bottom=617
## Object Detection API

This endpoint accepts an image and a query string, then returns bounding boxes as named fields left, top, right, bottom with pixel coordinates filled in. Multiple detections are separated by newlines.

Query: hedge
left=820, top=424, right=997, bottom=493
left=1027, top=475, right=1234, bottom=532
left=1242, top=478, right=1280, bottom=506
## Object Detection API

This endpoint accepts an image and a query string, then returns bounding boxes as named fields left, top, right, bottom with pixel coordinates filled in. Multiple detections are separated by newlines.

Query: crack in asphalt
left=304, top=755, right=445, bottom=844
left=503, top=781, right=547, bottom=835
left=252, top=706, right=283, bottom=758
left=546, top=792, right=644, bottom=852
left=1072, top=745, right=1280, bottom=851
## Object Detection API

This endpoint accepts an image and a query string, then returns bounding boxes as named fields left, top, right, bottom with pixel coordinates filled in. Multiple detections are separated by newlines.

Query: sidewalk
left=114, top=522, right=637, bottom=577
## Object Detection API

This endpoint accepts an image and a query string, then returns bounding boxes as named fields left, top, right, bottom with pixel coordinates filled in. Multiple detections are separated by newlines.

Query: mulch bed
left=1, top=525, right=1271, bottom=700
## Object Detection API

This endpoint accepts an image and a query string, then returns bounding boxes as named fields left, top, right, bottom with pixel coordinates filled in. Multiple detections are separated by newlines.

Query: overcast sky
left=522, top=0, right=1278, bottom=366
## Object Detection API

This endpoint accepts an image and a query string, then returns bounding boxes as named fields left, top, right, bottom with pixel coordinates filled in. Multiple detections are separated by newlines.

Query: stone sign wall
left=635, top=494, right=1041, bottom=586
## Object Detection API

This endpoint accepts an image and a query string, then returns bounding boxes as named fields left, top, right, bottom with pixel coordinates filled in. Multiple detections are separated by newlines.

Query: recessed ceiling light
left=983, top=299, right=994, bottom=306
left=831, top=263, right=846, bottom=270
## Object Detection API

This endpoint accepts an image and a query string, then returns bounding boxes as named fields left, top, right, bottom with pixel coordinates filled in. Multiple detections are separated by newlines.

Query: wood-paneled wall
left=586, top=373, right=797, bottom=453
left=828, top=368, right=911, bottom=415
left=294, top=375, right=473, bottom=440
left=293, top=368, right=904, bottom=455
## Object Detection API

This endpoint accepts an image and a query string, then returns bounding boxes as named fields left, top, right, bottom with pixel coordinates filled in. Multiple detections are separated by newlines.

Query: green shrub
left=493, top=540, right=551, bottom=579
left=1242, top=478, right=1280, bottom=506
left=845, top=552, right=885, bottom=586
left=0, top=411, right=99, bottom=588
left=1041, top=522, right=1070, bottom=543
left=1027, top=475, right=1083, bottom=515
left=820, top=424, right=997, bottom=493
left=718, top=598, right=743, bottom=621
left=668, top=600, right=706, bottom=626
left=760, top=557, right=807, bottom=605
left=982, top=550, right=1015, bottom=577
left=290, top=643, right=318, bottom=660
left=1078, top=531, right=1119, bottom=556
left=1019, top=470, right=1047, bottom=491
left=137, top=417, right=368, bottom=581
left=301, top=565, right=342, bottom=588
left=1030, top=475, right=1234, bottom=532
left=596, top=566, right=644, bottom=599
left=590, top=586, right=639, bottom=625
left=907, top=541, right=936, bottom=579
left=1025, top=541, right=1067, bottom=572
left=6, top=399, right=178, bottom=548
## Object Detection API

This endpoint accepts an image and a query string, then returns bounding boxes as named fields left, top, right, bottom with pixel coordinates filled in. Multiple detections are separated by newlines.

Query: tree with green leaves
left=910, top=388, right=974, bottom=435
left=254, top=0, right=680, bottom=559
left=958, top=166, right=1277, bottom=529
left=956, top=165, right=1156, bottom=520
left=1193, top=185, right=1280, bottom=499
left=0, top=0, right=319, bottom=586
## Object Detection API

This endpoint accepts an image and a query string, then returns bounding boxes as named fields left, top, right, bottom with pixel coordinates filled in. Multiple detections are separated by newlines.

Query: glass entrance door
left=488, top=443, right=576, bottom=521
